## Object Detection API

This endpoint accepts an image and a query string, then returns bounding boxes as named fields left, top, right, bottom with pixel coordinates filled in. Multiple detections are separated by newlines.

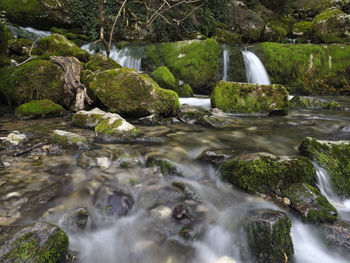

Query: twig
left=13, top=142, right=49, bottom=157
left=15, top=37, right=40, bottom=67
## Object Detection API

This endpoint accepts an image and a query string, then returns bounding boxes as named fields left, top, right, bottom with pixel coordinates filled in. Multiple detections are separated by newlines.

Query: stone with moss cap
left=0, top=221, right=69, bottom=263
left=151, top=66, right=178, bottom=91
left=146, top=156, right=181, bottom=176
left=211, top=81, right=289, bottom=115
left=220, top=152, right=316, bottom=195
left=84, top=53, right=121, bottom=72
left=283, top=183, right=337, bottom=223
left=243, top=209, right=294, bottom=263
left=299, top=137, right=350, bottom=197
left=15, top=99, right=64, bottom=119
left=87, top=68, right=180, bottom=118
left=52, top=130, right=88, bottom=150
left=33, top=34, right=90, bottom=62
left=290, top=96, right=344, bottom=110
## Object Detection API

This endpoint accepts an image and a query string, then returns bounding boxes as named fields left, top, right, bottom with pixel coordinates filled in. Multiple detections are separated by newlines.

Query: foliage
left=0, top=10, right=6, bottom=24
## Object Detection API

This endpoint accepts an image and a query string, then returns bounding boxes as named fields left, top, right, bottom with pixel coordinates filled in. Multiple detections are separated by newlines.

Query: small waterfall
left=222, top=45, right=230, bottom=81
left=7, top=25, right=51, bottom=41
left=242, top=51, right=271, bottom=85
left=81, top=43, right=142, bottom=71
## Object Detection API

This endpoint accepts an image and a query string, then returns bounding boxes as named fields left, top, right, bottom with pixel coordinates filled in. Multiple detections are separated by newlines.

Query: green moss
left=52, top=130, right=87, bottom=149
left=299, top=137, right=350, bottom=197
left=283, top=183, right=337, bottom=223
left=144, top=45, right=162, bottom=70
left=213, top=28, right=242, bottom=45
left=253, top=42, right=350, bottom=95
left=176, top=83, right=193, bottom=97
left=15, top=99, right=64, bottom=119
left=0, top=24, right=10, bottom=67
left=84, top=53, right=121, bottom=72
left=151, top=66, right=178, bottom=90
left=95, top=118, right=122, bottom=136
left=8, top=38, right=33, bottom=62
left=72, top=112, right=103, bottom=128
left=88, top=68, right=180, bottom=117
left=292, top=21, right=313, bottom=37
left=323, top=100, right=344, bottom=111
left=211, top=81, right=289, bottom=114
left=33, top=34, right=90, bottom=62
left=146, top=157, right=178, bottom=175
left=220, top=154, right=316, bottom=194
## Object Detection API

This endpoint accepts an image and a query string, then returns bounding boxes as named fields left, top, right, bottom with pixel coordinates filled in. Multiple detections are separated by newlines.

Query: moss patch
left=151, top=66, right=178, bottom=90
left=84, top=53, right=121, bottom=72
left=0, top=24, right=10, bottom=67
left=15, top=99, right=64, bottom=119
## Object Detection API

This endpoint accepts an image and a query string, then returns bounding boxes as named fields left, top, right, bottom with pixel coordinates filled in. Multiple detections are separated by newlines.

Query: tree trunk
left=50, top=56, right=92, bottom=111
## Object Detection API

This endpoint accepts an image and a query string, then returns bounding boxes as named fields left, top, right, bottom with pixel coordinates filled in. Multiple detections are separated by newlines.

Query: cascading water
left=242, top=51, right=271, bottom=85
left=222, top=45, right=230, bottom=81
left=81, top=43, right=142, bottom=71
left=7, top=25, right=52, bottom=41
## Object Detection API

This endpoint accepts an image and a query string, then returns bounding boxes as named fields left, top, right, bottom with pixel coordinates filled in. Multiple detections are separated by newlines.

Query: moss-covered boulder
left=290, top=96, right=344, bottom=110
left=159, top=39, right=221, bottom=94
left=211, top=81, right=289, bottom=115
left=176, top=83, right=193, bottom=98
left=253, top=42, right=350, bottom=95
left=299, top=137, right=350, bottom=197
left=292, top=21, right=313, bottom=39
left=15, top=99, right=64, bottom=119
left=33, top=34, right=90, bottom=62
left=0, top=24, right=10, bottom=67
left=151, top=66, right=178, bottom=91
left=283, top=183, right=337, bottom=223
left=261, top=24, right=288, bottom=42
left=84, top=53, right=121, bottom=72
left=243, top=209, right=294, bottom=263
left=52, top=130, right=88, bottom=150
left=0, top=59, right=65, bottom=106
left=8, top=38, right=33, bottom=62
left=87, top=68, right=180, bottom=118
left=0, top=221, right=69, bottom=263
left=220, top=152, right=316, bottom=195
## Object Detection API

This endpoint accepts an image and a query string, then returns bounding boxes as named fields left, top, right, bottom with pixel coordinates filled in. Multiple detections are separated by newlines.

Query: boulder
left=211, top=81, right=289, bottom=115
left=15, top=99, right=64, bottom=119
left=283, top=183, right=337, bottom=223
left=86, top=68, right=180, bottom=118
left=176, top=83, right=193, bottom=98
left=243, top=209, right=294, bottom=263
left=52, top=130, right=88, bottom=150
left=33, top=34, right=90, bottom=62
left=220, top=152, right=316, bottom=194
left=290, top=96, right=344, bottom=110
left=0, top=222, right=69, bottom=263
left=84, top=53, right=121, bottom=72
left=0, top=131, right=28, bottom=149
left=299, top=137, right=350, bottom=198
left=151, top=66, right=178, bottom=91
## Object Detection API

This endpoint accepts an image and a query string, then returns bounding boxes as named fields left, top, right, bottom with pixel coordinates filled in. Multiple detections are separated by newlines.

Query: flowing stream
left=222, top=45, right=230, bottom=81
left=242, top=51, right=271, bottom=85
left=7, top=25, right=52, bottom=41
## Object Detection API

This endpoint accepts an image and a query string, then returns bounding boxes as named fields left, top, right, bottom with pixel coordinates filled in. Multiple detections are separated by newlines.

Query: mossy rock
left=292, top=21, right=313, bottom=38
left=87, top=68, right=180, bottom=118
left=283, top=183, right=337, bottom=223
left=323, top=100, right=344, bottom=110
left=261, top=24, right=288, bottom=42
left=52, top=130, right=88, bottom=150
left=146, top=156, right=181, bottom=176
left=211, top=81, right=289, bottom=115
left=84, top=53, right=121, bottom=72
left=0, top=221, right=69, bottom=263
left=0, top=59, right=65, bottom=106
left=253, top=42, right=350, bottom=95
left=8, top=38, right=33, bottom=62
left=33, top=34, right=90, bottom=62
left=151, top=66, right=178, bottom=90
left=299, top=137, right=350, bottom=197
left=213, top=28, right=242, bottom=45
left=159, top=39, right=221, bottom=94
left=0, top=24, right=10, bottom=68
left=220, top=152, right=316, bottom=194
left=176, top=83, right=193, bottom=98
left=72, top=108, right=105, bottom=129
left=290, top=96, right=343, bottom=110
left=15, top=99, right=64, bottom=119
left=243, top=209, right=294, bottom=263
left=228, top=46, right=246, bottom=82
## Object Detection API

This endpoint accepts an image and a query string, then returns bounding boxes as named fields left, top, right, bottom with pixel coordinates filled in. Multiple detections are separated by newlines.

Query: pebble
left=283, top=197, right=291, bottom=206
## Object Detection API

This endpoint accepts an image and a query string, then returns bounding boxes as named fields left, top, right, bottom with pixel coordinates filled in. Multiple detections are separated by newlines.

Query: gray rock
left=0, top=131, right=28, bottom=149
left=320, top=220, right=350, bottom=255
left=52, top=130, right=88, bottom=150
left=60, top=207, right=89, bottom=233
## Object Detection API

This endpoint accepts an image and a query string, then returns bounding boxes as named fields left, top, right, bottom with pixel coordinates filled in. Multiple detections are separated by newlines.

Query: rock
left=172, top=203, right=191, bottom=220
left=0, top=24, right=10, bottom=68
left=146, top=156, right=182, bottom=176
left=86, top=68, right=180, bottom=118
left=211, top=81, right=289, bottom=115
left=93, top=186, right=134, bottom=217
left=283, top=183, right=337, bottom=223
left=292, top=21, right=313, bottom=39
left=60, top=207, right=89, bottom=233
left=290, top=96, right=344, bottom=110
left=323, top=100, right=344, bottom=111
left=197, top=150, right=232, bottom=167
left=176, top=83, right=193, bottom=98
left=320, top=221, right=350, bottom=255
left=0, top=131, right=28, bottom=149
left=172, top=181, right=200, bottom=201
left=261, top=24, right=287, bottom=42
left=299, top=137, right=350, bottom=198
left=220, top=152, right=316, bottom=194
left=0, top=222, right=69, bottom=263
left=72, top=108, right=106, bottom=129
left=0, top=59, right=65, bottom=106
left=243, top=209, right=294, bottom=263
left=84, top=53, right=121, bottom=72
left=194, top=115, right=242, bottom=129
left=136, top=114, right=176, bottom=126
left=151, top=66, right=178, bottom=91
left=253, top=42, right=350, bottom=95
left=283, top=197, right=291, bottom=206
left=33, top=34, right=90, bottom=62
left=52, top=130, right=88, bottom=150
left=179, top=105, right=209, bottom=122
left=8, top=38, right=33, bottom=62
left=15, top=99, right=65, bottom=119
left=178, top=223, right=203, bottom=241
left=77, top=150, right=114, bottom=169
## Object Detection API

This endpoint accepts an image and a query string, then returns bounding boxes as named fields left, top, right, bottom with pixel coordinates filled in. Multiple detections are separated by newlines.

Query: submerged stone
left=220, top=152, right=316, bottom=194
left=194, top=115, right=242, bottom=129
left=60, top=207, right=89, bottom=234
left=211, top=81, right=289, bottom=115
left=0, top=222, right=69, bottom=263
left=243, top=209, right=294, bottom=263
left=15, top=99, right=64, bottom=119
left=299, top=137, right=350, bottom=198
left=320, top=220, right=350, bottom=255
left=290, top=96, right=344, bottom=111
left=283, top=183, right=337, bottom=223
left=197, top=150, right=232, bottom=167
left=146, top=156, right=181, bottom=176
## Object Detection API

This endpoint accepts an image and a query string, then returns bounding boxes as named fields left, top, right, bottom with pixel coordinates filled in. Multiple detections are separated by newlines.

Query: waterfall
left=222, top=45, right=230, bottom=81
left=81, top=43, right=142, bottom=71
left=242, top=51, right=271, bottom=85
left=7, top=25, right=51, bottom=41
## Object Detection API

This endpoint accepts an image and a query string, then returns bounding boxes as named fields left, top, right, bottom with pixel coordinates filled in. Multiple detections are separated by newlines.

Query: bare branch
left=108, top=0, right=128, bottom=52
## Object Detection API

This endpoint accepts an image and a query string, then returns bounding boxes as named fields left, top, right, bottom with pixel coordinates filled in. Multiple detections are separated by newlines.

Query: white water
left=179, top=97, right=211, bottom=109
left=222, top=46, right=230, bottom=81
left=242, top=51, right=271, bottom=85
left=81, top=43, right=142, bottom=71
left=7, top=25, right=51, bottom=41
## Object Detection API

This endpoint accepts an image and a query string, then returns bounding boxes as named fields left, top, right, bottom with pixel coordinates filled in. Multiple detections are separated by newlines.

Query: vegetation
left=15, top=99, right=64, bottom=119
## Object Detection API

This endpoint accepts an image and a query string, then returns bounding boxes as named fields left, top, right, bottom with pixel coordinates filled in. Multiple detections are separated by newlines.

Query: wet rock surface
left=320, top=221, right=350, bottom=255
